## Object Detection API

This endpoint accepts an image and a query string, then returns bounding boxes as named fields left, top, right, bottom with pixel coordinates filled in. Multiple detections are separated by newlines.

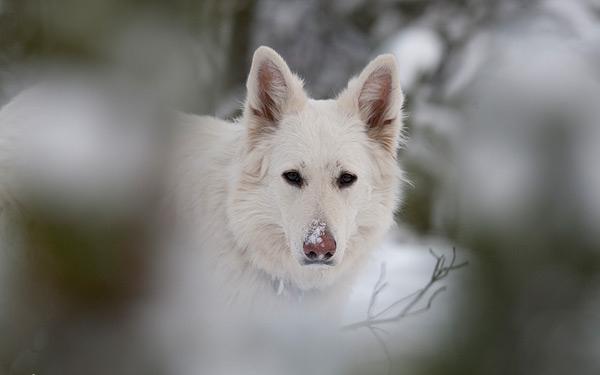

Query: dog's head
left=228, top=46, right=405, bottom=290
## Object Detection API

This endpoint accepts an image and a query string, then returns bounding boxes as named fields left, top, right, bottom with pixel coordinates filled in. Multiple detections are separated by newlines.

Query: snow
left=304, top=219, right=326, bottom=245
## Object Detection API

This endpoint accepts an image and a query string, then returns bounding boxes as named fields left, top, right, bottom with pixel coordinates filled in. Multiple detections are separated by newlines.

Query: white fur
left=169, top=46, right=406, bottom=311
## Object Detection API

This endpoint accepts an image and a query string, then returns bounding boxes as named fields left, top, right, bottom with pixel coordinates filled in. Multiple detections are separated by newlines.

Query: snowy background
left=1, top=0, right=600, bottom=374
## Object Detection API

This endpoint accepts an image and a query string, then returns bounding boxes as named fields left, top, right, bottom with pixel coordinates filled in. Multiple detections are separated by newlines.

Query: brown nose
left=303, top=230, right=336, bottom=262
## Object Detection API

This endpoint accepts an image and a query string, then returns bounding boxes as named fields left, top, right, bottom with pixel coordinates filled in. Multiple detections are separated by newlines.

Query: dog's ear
left=244, top=46, right=307, bottom=146
left=339, top=54, right=404, bottom=154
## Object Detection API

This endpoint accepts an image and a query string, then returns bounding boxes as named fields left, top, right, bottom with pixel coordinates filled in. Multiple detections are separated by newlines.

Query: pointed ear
left=243, top=46, right=307, bottom=146
left=339, top=54, right=404, bottom=154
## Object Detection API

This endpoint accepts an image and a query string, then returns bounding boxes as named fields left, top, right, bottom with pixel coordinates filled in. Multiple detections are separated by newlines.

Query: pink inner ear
left=253, top=60, right=287, bottom=122
left=359, top=67, right=392, bottom=128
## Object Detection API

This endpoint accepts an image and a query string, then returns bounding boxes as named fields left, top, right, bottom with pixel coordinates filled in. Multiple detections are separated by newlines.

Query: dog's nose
left=303, top=230, right=336, bottom=262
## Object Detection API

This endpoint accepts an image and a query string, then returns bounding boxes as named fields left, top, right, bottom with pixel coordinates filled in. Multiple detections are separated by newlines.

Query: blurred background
left=1, top=0, right=600, bottom=374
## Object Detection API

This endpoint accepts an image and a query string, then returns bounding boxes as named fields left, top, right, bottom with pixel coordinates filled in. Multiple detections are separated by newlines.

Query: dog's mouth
left=301, top=259, right=336, bottom=267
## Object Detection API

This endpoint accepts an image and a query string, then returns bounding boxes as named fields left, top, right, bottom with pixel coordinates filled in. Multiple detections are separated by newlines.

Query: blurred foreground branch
left=343, top=248, right=468, bottom=331
left=342, top=248, right=467, bottom=374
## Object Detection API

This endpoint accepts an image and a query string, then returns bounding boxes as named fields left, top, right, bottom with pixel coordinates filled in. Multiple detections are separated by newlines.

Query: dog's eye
left=338, top=172, right=357, bottom=188
left=282, top=170, right=303, bottom=187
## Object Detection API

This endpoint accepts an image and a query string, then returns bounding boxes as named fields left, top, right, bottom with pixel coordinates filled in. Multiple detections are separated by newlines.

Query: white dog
left=0, top=46, right=405, bottom=314
left=0, top=47, right=406, bottom=373
left=170, top=46, right=406, bottom=312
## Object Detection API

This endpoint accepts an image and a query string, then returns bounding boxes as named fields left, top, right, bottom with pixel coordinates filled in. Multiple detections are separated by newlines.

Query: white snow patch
left=304, top=219, right=326, bottom=245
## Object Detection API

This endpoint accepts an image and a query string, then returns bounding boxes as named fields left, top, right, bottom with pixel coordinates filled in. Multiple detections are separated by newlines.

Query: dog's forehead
left=282, top=99, right=360, bottom=137
left=273, top=99, right=369, bottom=169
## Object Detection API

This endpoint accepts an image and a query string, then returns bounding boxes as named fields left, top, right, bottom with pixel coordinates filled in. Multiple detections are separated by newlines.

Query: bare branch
left=372, top=288, right=422, bottom=319
left=368, top=262, right=388, bottom=318
left=342, top=247, right=468, bottom=332
left=342, top=248, right=467, bottom=373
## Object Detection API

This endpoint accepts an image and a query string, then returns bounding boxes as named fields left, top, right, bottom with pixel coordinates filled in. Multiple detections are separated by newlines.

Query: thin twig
left=342, top=247, right=468, bottom=331
left=342, top=247, right=468, bottom=374
left=368, top=262, right=388, bottom=318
